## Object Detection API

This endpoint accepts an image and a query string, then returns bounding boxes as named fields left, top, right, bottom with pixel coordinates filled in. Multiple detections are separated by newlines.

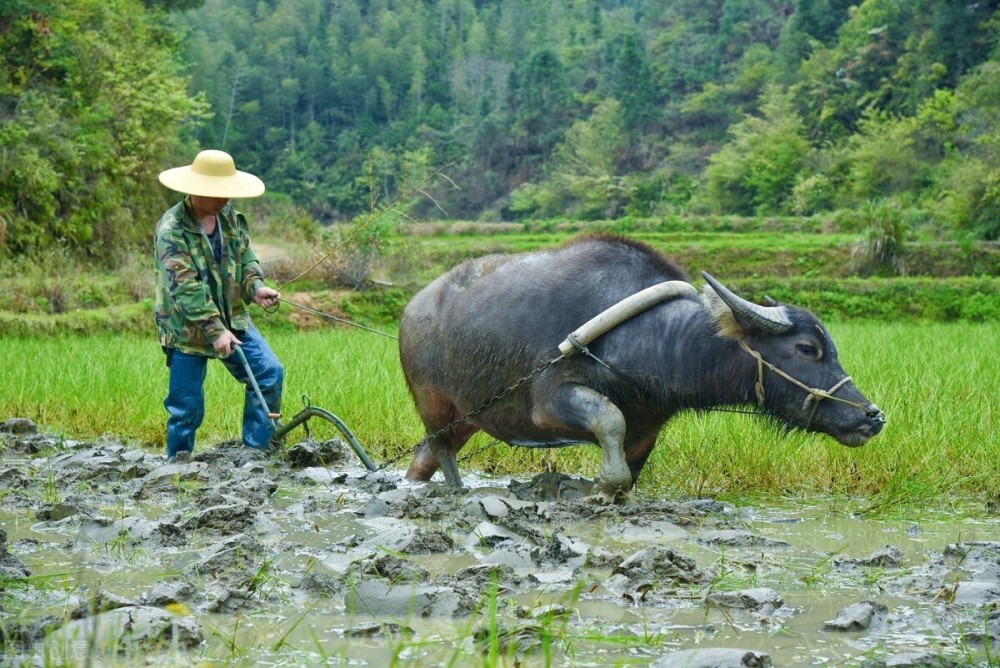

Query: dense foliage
left=3, top=0, right=1000, bottom=263
left=176, top=0, right=1000, bottom=238
left=0, top=0, right=207, bottom=261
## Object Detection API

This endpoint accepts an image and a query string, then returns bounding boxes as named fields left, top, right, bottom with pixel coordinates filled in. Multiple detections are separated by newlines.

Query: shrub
left=791, top=174, right=835, bottom=216
left=942, top=157, right=1000, bottom=241
left=851, top=200, right=908, bottom=276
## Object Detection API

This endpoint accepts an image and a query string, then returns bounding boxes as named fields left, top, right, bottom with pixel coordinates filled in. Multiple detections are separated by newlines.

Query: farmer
left=154, top=149, right=283, bottom=459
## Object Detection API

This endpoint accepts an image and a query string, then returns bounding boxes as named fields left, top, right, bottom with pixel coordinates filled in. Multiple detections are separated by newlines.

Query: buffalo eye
left=796, top=342, right=819, bottom=358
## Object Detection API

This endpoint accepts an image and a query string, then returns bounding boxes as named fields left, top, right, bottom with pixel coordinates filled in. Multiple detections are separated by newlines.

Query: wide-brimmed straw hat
left=158, top=149, right=265, bottom=198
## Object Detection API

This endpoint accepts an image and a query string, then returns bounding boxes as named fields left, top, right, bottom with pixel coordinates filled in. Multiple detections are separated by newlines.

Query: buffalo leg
left=405, top=392, right=478, bottom=487
left=624, top=432, right=658, bottom=486
left=431, top=422, right=478, bottom=487
left=405, top=442, right=438, bottom=481
left=532, top=384, right=631, bottom=503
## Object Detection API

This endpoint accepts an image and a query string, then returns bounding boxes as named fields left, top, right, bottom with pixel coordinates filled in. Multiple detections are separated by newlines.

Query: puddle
left=1, top=421, right=998, bottom=666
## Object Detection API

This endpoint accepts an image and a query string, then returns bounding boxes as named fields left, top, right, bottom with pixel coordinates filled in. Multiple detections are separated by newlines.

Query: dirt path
left=252, top=242, right=288, bottom=263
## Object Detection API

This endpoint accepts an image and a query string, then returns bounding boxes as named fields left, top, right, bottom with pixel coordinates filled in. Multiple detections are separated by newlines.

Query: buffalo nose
left=867, top=404, right=886, bottom=423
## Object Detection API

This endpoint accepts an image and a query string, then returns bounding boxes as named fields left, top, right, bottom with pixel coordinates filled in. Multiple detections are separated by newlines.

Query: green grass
left=1, top=321, right=996, bottom=507
left=642, top=320, right=1000, bottom=505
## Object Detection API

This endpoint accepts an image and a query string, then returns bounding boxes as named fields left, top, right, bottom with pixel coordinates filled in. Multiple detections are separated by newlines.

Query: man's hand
left=254, top=286, right=280, bottom=309
left=213, top=330, right=243, bottom=356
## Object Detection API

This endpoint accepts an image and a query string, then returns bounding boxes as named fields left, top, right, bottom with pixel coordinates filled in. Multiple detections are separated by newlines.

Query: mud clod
left=69, top=590, right=135, bottom=619
left=0, top=418, right=38, bottom=436
left=835, top=545, right=904, bottom=569
left=139, top=581, right=199, bottom=607
left=0, top=527, right=30, bottom=578
left=347, top=553, right=430, bottom=584
left=180, top=499, right=255, bottom=534
left=46, top=605, right=202, bottom=653
left=193, top=533, right=266, bottom=576
left=345, top=621, right=412, bottom=638
left=616, top=546, right=704, bottom=583
left=509, top=472, right=593, bottom=501
left=345, top=580, right=476, bottom=617
left=285, top=437, right=350, bottom=468
left=705, top=587, right=784, bottom=613
left=823, top=600, right=888, bottom=631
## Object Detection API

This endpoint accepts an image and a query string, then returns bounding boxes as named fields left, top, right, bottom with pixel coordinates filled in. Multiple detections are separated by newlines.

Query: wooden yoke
left=557, top=280, right=697, bottom=357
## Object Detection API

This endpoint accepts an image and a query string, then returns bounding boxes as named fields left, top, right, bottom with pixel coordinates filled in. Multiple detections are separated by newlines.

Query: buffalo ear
left=702, top=283, right=743, bottom=338
left=702, top=272, right=794, bottom=337
left=763, top=295, right=778, bottom=307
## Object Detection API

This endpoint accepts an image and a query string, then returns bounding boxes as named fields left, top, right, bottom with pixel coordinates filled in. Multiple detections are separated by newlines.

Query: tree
left=705, top=85, right=809, bottom=214
left=612, top=33, right=659, bottom=138
left=0, top=0, right=207, bottom=261
left=790, top=0, right=854, bottom=45
left=942, top=60, right=1000, bottom=240
left=511, top=99, right=629, bottom=219
left=508, top=49, right=573, bottom=167
left=843, top=111, right=925, bottom=205
left=923, top=0, right=1000, bottom=87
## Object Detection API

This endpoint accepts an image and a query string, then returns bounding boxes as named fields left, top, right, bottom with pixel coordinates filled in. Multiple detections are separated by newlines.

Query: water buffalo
left=399, top=234, right=885, bottom=501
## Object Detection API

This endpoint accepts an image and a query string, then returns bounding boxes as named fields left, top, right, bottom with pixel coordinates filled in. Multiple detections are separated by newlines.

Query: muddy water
left=1, top=421, right=998, bottom=667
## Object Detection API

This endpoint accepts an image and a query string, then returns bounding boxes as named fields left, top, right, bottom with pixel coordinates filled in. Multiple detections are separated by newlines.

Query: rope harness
left=563, top=332, right=614, bottom=369
left=737, top=340, right=879, bottom=429
left=275, top=297, right=399, bottom=340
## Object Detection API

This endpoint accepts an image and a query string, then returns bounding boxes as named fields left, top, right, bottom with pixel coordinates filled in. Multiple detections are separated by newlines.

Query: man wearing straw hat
left=154, top=149, right=283, bottom=459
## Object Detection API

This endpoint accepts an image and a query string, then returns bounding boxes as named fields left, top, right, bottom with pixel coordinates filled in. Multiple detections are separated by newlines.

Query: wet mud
left=1, top=417, right=998, bottom=666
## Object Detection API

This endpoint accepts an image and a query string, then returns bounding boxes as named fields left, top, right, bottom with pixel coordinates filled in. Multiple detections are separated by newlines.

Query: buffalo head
left=703, top=272, right=886, bottom=446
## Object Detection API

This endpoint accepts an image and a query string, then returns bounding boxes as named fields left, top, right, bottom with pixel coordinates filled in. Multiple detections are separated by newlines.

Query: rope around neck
left=737, top=340, right=876, bottom=429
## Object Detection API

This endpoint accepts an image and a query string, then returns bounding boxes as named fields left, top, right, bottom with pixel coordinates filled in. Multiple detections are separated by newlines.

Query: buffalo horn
left=702, top=272, right=793, bottom=334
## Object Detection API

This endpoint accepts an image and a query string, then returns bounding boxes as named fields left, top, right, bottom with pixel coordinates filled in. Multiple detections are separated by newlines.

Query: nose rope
left=737, top=340, right=875, bottom=429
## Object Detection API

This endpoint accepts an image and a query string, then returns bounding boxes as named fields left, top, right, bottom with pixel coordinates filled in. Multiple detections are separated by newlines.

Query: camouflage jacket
left=154, top=197, right=266, bottom=356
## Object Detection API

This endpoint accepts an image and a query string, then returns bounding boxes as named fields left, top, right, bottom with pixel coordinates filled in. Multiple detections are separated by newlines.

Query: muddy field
left=1, top=417, right=998, bottom=667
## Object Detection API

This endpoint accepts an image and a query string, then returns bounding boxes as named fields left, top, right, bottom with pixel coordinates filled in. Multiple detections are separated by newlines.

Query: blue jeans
left=164, top=324, right=283, bottom=457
